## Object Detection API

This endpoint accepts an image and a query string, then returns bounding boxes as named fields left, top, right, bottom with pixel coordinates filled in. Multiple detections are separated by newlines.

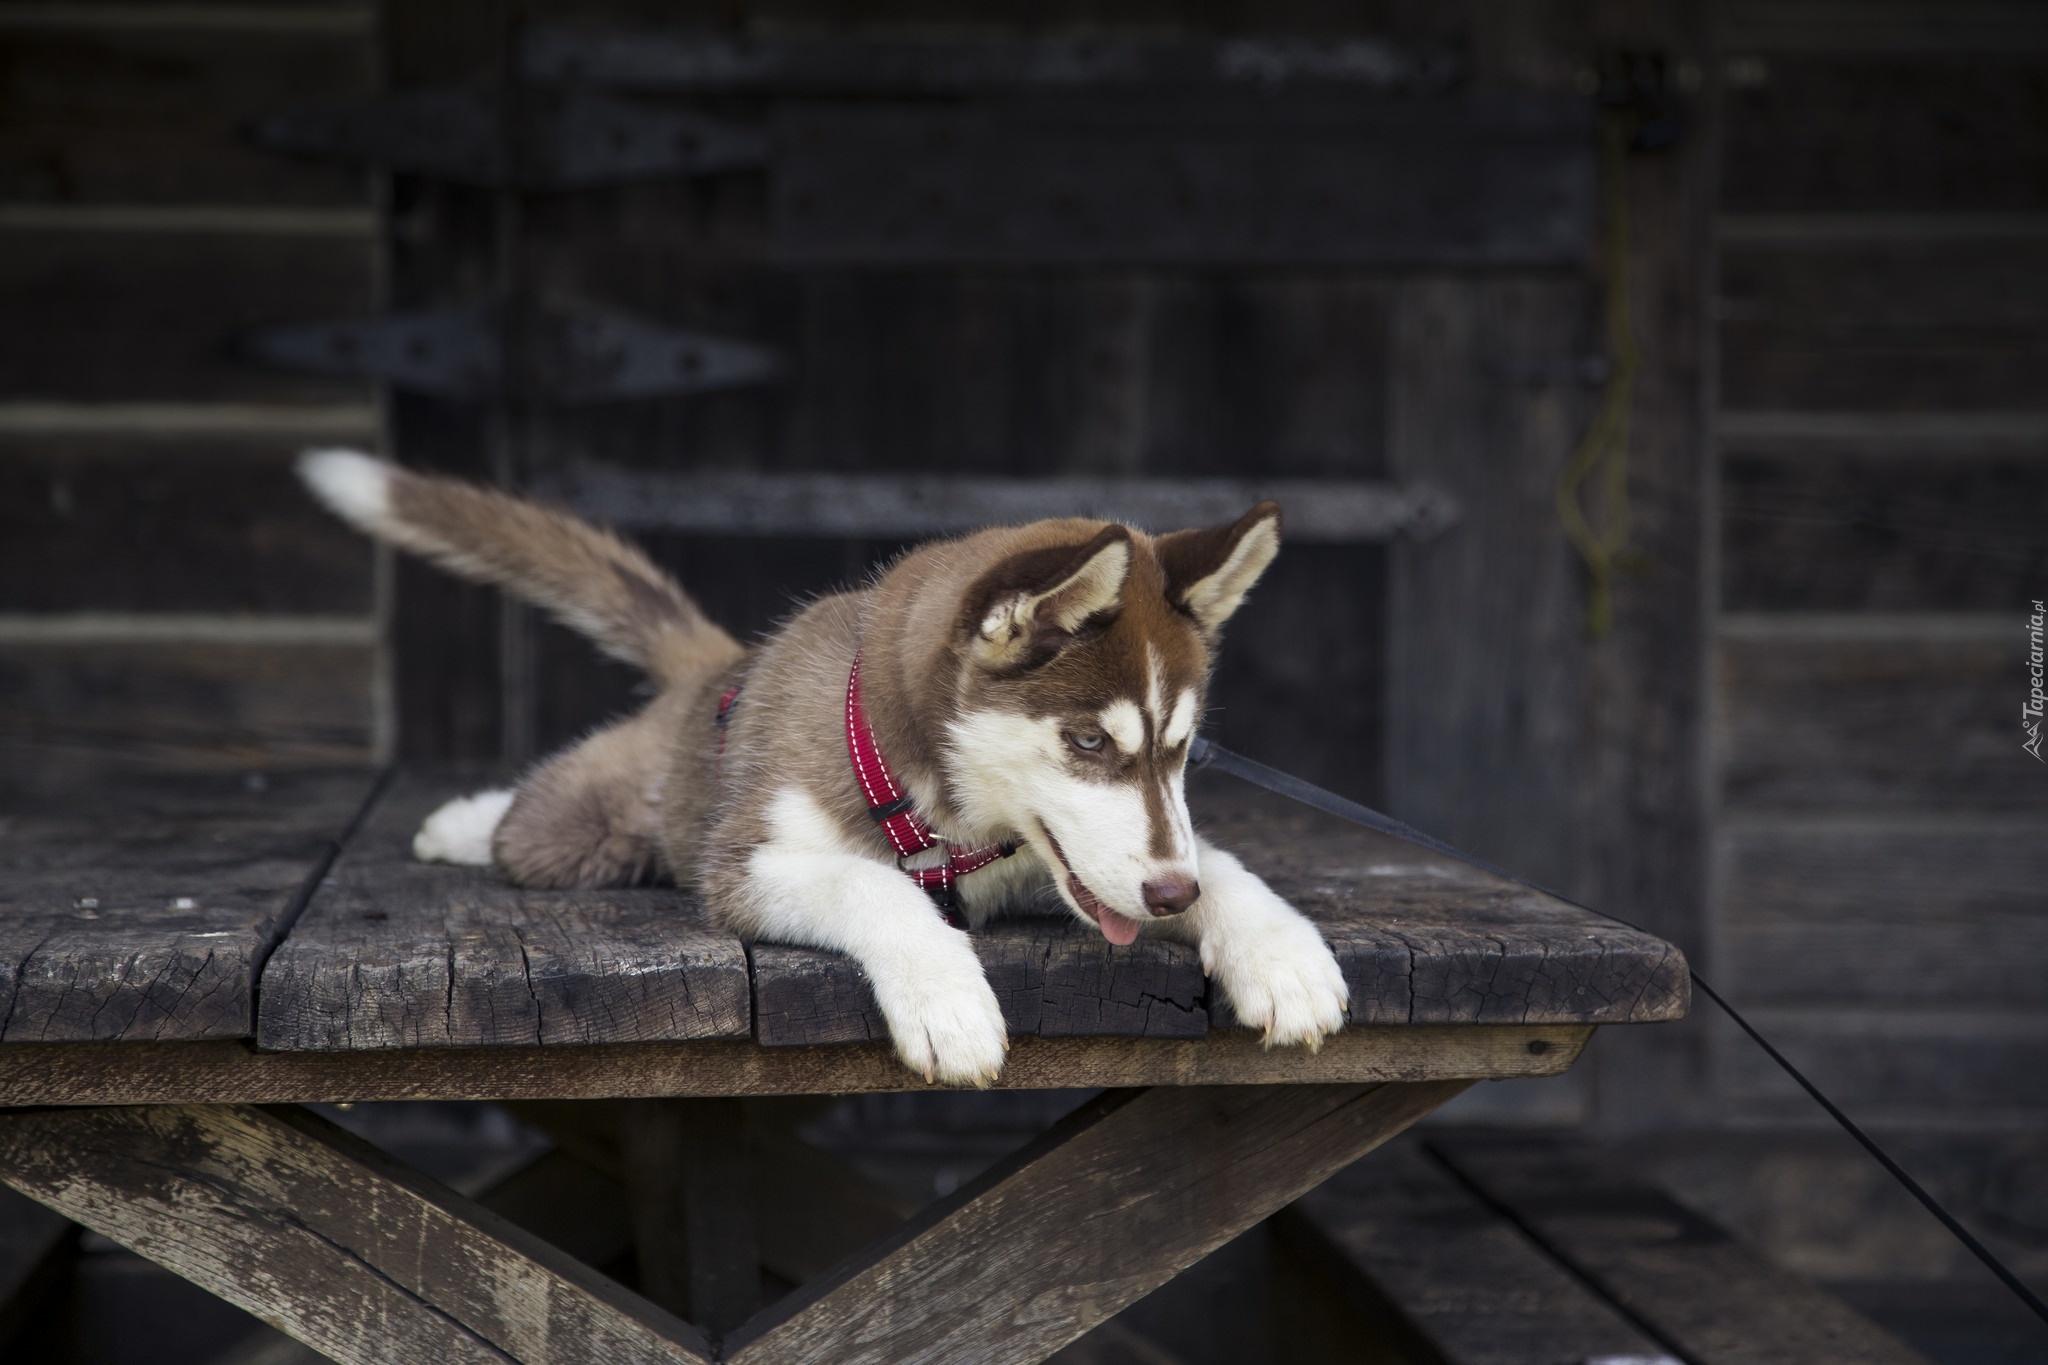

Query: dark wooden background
left=2, top=0, right=2044, bottom=1183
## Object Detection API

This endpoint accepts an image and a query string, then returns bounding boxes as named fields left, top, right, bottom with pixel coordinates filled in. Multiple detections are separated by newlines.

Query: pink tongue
left=1097, top=910, right=1142, bottom=946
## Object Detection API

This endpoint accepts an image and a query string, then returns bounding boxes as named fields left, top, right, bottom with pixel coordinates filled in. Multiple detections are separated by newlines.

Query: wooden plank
left=0, top=400, right=379, bottom=439
left=1431, top=1135, right=1935, bottom=1365
left=1194, top=777, right=1690, bottom=1029
left=0, top=1186, right=74, bottom=1354
left=1720, top=410, right=2048, bottom=449
left=1722, top=452, right=2048, bottom=611
left=750, top=918, right=1208, bottom=1048
left=541, top=467, right=1449, bottom=543
left=1384, top=276, right=1592, bottom=911
left=0, top=638, right=375, bottom=769
left=620, top=1098, right=758, bottom=1335
left=0, top=768, right=373, bottom=1043
left=0, top=229, right=371, bottom=402
left=769, top=94, right=1591, bottom=267
left=0, top=1103, right=711, bottom=1365
left=257, top=774, right=753, bottom=1050
left=1722, top=818, right=2048, bottom=1006
left=214, top=1144, right=640, bottom=1365
left=0, top=437, right=372, bottom=614
left=1717, top=629, right=2043, bottom=811
left=0, top=1026, right=1592, bottom=1107
left=1576, top=0, right=1716, bottom=1134
left=726, top=1079, right=1472, bottom=1365
left=685, top=778, right=1682, bottom=1047
left=1722, top=57, right=2048, bottom=214
left=522, top=30, right=1462, bottom=93
left=1279, top=1137, right=1667, bottom=1365
left=1721, top=240, right=2048, bottom=411
left=0, top=25, right=372, bottom=206
left=1722, top=1008, right=2048, bottom=1123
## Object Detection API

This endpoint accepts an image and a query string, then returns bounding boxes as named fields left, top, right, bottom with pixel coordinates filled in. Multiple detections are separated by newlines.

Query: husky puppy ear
left=963, top=524, right=1133, bottom=668
left=1155, top=500, right=1283, bottom=638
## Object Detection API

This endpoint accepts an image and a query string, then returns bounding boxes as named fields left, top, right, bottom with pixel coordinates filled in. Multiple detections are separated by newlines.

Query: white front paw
left=1207, top=915, right=1349, bottom=1050
left=873, top=957, right=1009, bottom=1087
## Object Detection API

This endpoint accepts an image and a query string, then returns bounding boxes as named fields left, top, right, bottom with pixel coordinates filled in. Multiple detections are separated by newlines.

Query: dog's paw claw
left=1213, top=922, right=1349, bottom=1053
left=880, top=961, right=1010, bottom=1088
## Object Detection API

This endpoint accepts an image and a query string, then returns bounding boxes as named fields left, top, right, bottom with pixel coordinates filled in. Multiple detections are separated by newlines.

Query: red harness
left=844, top=652, right=1018, bottom=928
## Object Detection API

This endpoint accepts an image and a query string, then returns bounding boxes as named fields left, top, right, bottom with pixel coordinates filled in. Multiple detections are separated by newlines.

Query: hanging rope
left=1556, top=113, right=1643, bottom=639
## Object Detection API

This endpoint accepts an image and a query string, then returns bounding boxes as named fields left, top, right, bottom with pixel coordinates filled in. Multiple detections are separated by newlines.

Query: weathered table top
left=0, top=767, right=1686, bottom=1104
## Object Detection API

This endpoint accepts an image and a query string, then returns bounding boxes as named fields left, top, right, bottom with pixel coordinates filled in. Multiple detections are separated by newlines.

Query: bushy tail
left=298, top=449, right=737, bottom=687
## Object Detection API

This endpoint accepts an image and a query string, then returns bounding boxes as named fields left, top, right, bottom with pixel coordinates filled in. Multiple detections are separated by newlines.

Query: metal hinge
left=247, top=87, right=766, bottom=189
left=235, top=302, right=780, bottom=403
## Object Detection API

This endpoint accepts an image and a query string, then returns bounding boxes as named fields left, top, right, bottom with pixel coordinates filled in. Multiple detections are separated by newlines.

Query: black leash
left=1188, top=735, right=2048, bottom=1328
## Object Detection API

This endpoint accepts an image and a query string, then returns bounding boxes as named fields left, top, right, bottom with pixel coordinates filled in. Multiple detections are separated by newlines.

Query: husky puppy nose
left=1143, top=876, right=1201, bottom=916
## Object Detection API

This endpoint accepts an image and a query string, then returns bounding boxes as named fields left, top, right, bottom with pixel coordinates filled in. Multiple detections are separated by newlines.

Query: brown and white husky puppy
left=300, top=450, right=1348, bottom=1085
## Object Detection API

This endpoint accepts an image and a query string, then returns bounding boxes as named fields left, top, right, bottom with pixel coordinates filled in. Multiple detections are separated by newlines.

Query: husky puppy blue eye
left=1068, top=731, right=1105, bottom=752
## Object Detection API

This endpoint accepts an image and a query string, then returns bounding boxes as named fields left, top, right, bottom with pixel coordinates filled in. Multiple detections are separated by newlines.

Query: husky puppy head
left=938, top=503, right=1282, bottom=944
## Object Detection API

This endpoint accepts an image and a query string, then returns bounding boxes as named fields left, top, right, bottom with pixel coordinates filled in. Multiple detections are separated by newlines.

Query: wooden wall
left=1710, top=2, right=2048, bottom=1130
left=0, top=1, right=384, bottom=789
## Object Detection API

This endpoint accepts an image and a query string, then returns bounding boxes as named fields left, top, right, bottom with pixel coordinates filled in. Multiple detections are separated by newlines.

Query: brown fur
left=323, top=460, right=1275, bottom=904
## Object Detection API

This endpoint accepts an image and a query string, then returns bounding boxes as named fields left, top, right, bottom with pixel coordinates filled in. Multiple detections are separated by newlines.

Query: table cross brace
left=0, top=1079, right=1470, bottom=1364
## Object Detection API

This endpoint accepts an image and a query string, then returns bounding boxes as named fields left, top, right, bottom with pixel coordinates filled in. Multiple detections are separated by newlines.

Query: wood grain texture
left=0, top=1104, right=710, bottom=1365
left=259, top=774, right=1677, bottom=1054
left=1384, top=275, right=1592, bottom=912
left=727, top=1079, right=1472, bottom=1365
left=1722, top=452, right=2048, bottom=612
left=0, top=229, right=371, bottom=402
left=0, top=769, right=371, bottom=1043
left=1723, top=57, right=2048, bottom=214
left=1194, top=781, right=1690, bottom=1029
left=751, top=917, right=1208, bottom=1048
left=1578, top=0, right=1715, bottom=1134
left=1722, top=819, right=2048, bottom=1006
left=768, top=94, right=1591, bottom=266
left=0, top=26, right=373, bottom=206
left=1721, top=240, right=2048, bottom=411
left=0, top=639, right=375, bottom=770
left=0, top=438, right=373, bottom=614
left=0, top=1027, right=1591, bottom=1107
left=1717, top=632, right=2043, bottom=811
left=257, top=775, right=753, bottom=1050
left=1431, top=1135, right=1934, bottom=1365
left=1280, top=1137, right=1664, bottom=1365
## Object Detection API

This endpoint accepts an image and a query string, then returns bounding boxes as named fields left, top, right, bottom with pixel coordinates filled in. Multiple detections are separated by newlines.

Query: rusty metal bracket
left=246, top=87, right=766, bottom=189
left=234, top=303, right=780, bottom=403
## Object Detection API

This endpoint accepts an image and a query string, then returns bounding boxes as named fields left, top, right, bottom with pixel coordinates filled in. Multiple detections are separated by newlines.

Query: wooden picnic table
left=0, top=766, right=1686, bottom=1365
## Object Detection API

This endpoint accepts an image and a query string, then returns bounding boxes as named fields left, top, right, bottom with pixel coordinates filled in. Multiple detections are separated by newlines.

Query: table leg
left=726, top=1077, right=1474, bottom=1365
left=0, top=1103, right=712, bottom=1365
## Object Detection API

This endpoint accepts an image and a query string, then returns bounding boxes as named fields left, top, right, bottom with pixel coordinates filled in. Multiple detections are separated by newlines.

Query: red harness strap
left=844, top=652, right=1018, bottom=928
